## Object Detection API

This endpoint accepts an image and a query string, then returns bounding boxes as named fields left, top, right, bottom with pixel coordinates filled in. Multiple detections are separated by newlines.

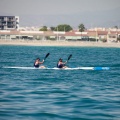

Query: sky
left=0, top=0, right=120, bottom=28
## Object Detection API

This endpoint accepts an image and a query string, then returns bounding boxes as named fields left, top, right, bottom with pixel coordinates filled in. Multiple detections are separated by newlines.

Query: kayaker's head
left=59, top=58, right=62, bottom=62
left=36, top=58, right=40, bottom=61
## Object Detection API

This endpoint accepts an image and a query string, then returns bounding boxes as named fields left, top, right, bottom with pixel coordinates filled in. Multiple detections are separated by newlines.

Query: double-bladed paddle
left=43, top=53, right=50, bottom=61
left=66, top=54, right=72, bottom=63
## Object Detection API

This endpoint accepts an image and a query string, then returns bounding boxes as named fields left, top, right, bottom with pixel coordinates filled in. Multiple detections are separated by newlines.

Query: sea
left=0, top=45, right=120, bottom=120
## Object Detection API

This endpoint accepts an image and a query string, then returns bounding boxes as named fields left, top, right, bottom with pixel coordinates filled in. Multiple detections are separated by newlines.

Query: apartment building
left=0, top=16, right=19, bottom=30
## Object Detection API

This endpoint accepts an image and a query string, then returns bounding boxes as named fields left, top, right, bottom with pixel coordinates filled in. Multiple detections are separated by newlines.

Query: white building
left=0, top=16, right=19, bottom=30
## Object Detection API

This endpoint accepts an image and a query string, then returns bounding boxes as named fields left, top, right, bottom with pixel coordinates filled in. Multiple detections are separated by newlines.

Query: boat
left=3, top=66, right=110, bottom=70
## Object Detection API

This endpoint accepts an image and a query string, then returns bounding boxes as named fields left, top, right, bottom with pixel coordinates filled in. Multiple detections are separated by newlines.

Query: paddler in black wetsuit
left=34, top=58, right=45, bottom=68
left=57, top=58, right=68, bottom=68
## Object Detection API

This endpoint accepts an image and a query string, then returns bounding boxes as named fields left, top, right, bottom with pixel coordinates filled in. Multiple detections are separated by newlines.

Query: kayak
left=3, top=66, right=110, bottom=70
left=78, top=67, right=110, bottom=70
left=48, top=67, right=110, bottom=70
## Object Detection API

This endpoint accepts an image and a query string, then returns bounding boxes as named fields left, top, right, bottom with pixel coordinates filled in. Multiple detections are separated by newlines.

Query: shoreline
left=0, top=39, right=120, bottom=48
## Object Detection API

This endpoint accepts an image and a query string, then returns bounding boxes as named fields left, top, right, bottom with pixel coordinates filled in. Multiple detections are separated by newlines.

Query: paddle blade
left=67, top=54, right=72, bottom=61
left=44, top=53, right=50, bottom=60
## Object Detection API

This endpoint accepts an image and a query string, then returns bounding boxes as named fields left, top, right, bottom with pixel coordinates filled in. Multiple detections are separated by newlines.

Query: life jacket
left=57, top=63, right=64, bottom=68
left=34, top=63, right=39, bottom=68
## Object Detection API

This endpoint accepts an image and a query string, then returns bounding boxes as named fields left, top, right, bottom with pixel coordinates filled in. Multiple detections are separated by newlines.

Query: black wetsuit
left=57, top=63, right=64, bottom=68
left=34, top=63, right=39, bottom=68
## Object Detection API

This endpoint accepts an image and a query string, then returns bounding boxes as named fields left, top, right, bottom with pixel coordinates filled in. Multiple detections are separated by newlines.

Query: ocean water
left=0, top=45, right=120, bottom=120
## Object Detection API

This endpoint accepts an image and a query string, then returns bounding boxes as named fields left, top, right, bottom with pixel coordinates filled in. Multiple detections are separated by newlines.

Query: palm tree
left=78, top=24, right=85, bottom=40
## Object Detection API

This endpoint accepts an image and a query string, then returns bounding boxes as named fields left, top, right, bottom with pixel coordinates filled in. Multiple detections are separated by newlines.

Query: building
left=0, top=16, right=19, bottom=30
left=0, top=27, right=120, bottom=42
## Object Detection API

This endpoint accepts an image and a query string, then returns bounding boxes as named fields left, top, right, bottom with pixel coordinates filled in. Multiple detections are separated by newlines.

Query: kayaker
left=34, top=58, right=45, bottom=68
left=57, top=58, right=68, bottom=68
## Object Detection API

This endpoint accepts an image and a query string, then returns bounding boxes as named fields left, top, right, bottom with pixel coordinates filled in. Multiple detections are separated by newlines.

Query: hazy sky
left=0, top=0, right=120, bottom=28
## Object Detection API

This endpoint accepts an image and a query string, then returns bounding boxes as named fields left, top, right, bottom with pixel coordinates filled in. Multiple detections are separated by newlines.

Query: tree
left=39, top=26, right=47, bottom=31
left=50, top=26, right=56, bottom=31
left=55, top=24, right=73, bottom=32
left=78, top=24, right=85, bottom=32
left=114, top=26, right=118, bottom=29
left=78, top=24, right=86, bottom=40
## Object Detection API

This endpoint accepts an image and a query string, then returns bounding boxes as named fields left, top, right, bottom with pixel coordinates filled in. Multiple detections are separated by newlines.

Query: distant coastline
left=0, top=39, right=120, bottom=48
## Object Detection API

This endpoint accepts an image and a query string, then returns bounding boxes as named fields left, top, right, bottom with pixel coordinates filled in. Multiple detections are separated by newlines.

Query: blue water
left=0, top=45, right=120, bottom=120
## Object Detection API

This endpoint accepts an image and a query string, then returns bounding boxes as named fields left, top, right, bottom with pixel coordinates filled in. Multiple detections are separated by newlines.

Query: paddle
left=43, top=53, right=50, bottom=61
left=66, top=54, right=72, bottom=63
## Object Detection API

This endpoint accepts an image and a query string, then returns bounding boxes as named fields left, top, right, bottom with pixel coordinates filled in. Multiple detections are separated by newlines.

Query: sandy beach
left=0, top=39, right=120, bottom=48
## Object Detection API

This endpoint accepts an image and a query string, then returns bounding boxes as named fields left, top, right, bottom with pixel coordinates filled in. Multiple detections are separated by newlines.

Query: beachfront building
left=107, top=32, right=118, bottom=42
left=0, top=16, right=19, bottom=30
left=65, top=31, right=88, bottom=41
left=88, top=28, right=120, bottom=42
left=0, top=27, right=120, bottom=42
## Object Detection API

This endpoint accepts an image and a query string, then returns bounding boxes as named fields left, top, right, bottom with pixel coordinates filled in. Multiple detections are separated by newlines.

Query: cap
left=36, top=58, right=40, bottom=60
left=59, top=58, right=62, bottom=61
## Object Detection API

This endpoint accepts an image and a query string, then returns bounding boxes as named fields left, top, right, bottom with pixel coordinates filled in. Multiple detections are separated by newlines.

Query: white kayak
left=48, top=67, right=110, bottom=70
left=3, top=66, right=110, bottom=70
